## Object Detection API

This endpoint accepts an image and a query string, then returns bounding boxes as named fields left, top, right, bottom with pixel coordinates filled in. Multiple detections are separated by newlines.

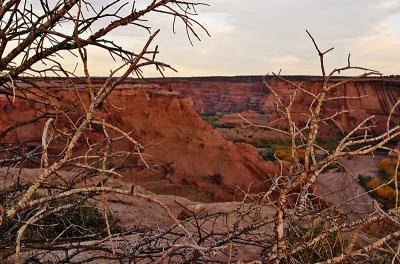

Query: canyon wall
left=127, top=76, right=400, bottom=134
left=114, top=76, right=399, bottom=113
left=0, top=85, right=283, bottom=201
left=1, top=76, right=399, bottom=200
left=20, top=76, right=400, bottom=119
left=5, top=75, right=399, bottom=136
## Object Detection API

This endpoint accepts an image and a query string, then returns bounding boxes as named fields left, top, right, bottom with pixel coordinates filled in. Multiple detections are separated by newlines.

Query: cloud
left=59, top=0, right=400, bottom=76
left=158, top=0, right=400, bottom=76
left=201, top=12, right=236, bottom=35
left=265, top=55, right=311, bottom=74
left=349, top=22, right=400, bottom=74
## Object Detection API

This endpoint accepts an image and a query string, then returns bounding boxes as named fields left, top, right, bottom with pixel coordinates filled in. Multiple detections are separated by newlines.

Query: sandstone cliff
left=128, top=76, right=400, bottom=134
left=0, top=83, right=283, bottom=201
left=2, top=76, right=399, bottom=200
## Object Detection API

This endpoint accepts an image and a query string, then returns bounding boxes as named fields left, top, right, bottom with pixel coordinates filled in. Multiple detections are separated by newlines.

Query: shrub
left=261, top=148, right=276, bottom=161
left=274, top=147, right=305, bottom=162
left=297, top=148, right=306, bottom=162
left=199, top=111, right=217, bottom=117
left=366, top=178, right=384, bottom=190
left=291, top=226, right=348, bottom=263
left=358, top=175, right=373, bottom=187
left=275, top=147, right=292, bottom=161
left=365, top=178, right=397, bottom=208
left=232, top=138, right=246, bottom=143
left=315, top=137, right=340, bottom=151
left=376, top=185, right=396, bottom=201
left=214, top=123, right=235, bottom=129
left=249, top=138, right=272, bottom=148
left=378, top=159, right=398, bottom=179
left=26, top=204, right=110, bottom=240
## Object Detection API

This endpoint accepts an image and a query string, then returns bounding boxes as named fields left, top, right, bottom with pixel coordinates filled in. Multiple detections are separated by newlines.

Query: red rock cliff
left=0, top=83, right=283, bottom=201
left=128, top=76, right=400, bottom=134
left=2, top=76, right=399, bottom=199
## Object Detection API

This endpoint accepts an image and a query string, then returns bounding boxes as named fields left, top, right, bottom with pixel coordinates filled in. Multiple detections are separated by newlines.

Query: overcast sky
left=79, top=0, right=400, bottom=77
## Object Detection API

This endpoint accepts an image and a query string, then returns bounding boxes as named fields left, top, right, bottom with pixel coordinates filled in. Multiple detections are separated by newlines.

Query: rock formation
left=1, top=75, right=399, bottom=201
left=138, top=76, right=400, bottom=134
left=0, top=82, right=283, bottom=201
left=99, top=89, right=283, bottom=201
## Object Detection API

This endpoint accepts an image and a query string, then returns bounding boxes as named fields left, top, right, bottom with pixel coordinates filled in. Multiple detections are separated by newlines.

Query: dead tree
left=240, top=31, right=400, bottom=263
left=0, top=1, right=248, bottom=263
left=1, top=1, right=399, bottom=263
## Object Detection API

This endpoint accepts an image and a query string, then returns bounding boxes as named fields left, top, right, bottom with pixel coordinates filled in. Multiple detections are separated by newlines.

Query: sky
left=68, top=0, right=400, bottom=77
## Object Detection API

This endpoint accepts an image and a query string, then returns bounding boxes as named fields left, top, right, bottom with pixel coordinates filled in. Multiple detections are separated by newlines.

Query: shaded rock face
left=139, top=76, right=400, bottom=134
left=0, top=85, right=283, bottom=201
left=257, top=79, right=400, bottom=134
left=161, top=80, right=268, bottom=113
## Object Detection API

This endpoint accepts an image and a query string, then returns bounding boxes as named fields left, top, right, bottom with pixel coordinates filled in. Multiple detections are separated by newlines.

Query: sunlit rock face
left=0, top=81, right=283, bottom=201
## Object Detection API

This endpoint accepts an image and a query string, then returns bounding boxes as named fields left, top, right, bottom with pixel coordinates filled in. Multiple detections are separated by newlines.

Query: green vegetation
left=232, top=137, right=307, bottom=162
left=261, top=148, right=275, bottom=161
left=231, top=137, right=287, bottom=148
left=315, top=137, right=340, bottom=151
left=292, top=229, right=347, bottom=263
left=213, top=123, right=235, bottom=129
left=378, top=158, right=399, bottom=180
left=199, top=111, right=223, bottom=127
left=323, top=162, right=344, bottom=172
left=291, top=224, right=395, bottom=264
left=26, top=203, right=111, bottom=240
left=199, top=111, right=218, bottom=117
left=0, top=193, right=118, bottom=241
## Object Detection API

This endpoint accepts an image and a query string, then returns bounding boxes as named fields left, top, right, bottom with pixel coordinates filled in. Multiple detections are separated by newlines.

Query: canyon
left=138, top=75, right=400, bottom=134
left=0, top=83, right=284, bottom=201
left=1, top=76, right=399, bottom=202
